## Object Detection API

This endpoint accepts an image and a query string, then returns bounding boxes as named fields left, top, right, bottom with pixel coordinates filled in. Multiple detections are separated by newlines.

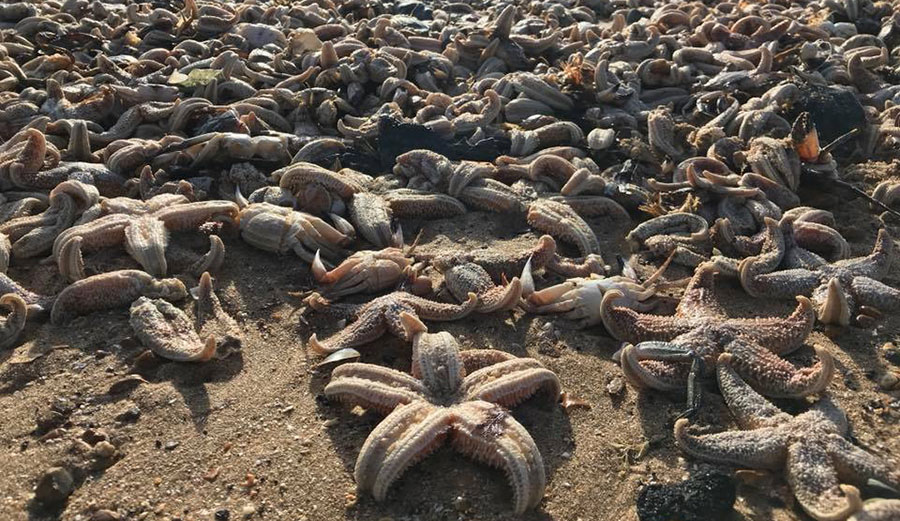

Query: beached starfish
left=739, top=218, right=898, bottom=326
left=307, top=290, right=478, bottom=354
left=849, top=499, right=900, bottom=521
left=600, top=262, right=832, bottom=415
left=324, top=312, right=559, bottom=513
left=441, top=262, right=523, bottom=313
left=0, top=293, right=26, bottom=349
left=676, top=353, right=900, bottom=521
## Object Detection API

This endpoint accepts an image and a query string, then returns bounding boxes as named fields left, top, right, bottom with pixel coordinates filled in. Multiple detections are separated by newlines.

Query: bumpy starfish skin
left=443, top=262, right=523, bottom=312
left=740, top=219, right=898, bottom=325
left=676, top=354, right=900, bottom=521
left=601, top=263, right=831, bottom=398
left=129, top=297, right=216, bottom=362
left=848, top=499, right=900, bottom=521
left=308, top=291, right=478, bottom=354
left=0, top=293, right=27, bottom=349
left=325, top=313, right=559, bottom=513
left=527, top=199, right=601, bottom=257
left=51, top=269, right=187, bottom=324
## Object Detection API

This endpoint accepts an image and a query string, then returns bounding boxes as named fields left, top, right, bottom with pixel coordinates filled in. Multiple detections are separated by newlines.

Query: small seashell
left=587, top=128, right=615, bottom=150
left=315, top=348, right=361, bottom=371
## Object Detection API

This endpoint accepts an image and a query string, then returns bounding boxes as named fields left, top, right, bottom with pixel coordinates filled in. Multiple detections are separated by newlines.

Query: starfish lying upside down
left=600, top=261, right=833, bottom=416
left=324, top=312, right=560, bottom=513
left=676, top=353, right=900, bottom=521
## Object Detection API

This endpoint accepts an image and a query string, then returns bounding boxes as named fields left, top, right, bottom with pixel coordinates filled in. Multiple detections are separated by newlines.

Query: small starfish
left=527, top=199, right=601, bottom=258
left=676, top=353, right=900, bottom=521
left=129, top=272, right=240, bottom=361
left=307, top=290, right=478, bottom=354
left=739, top=218, right=898, bottom=326
left=324, top=312, right=559, bottom=513
left=600, top=262, right=832, bottom=415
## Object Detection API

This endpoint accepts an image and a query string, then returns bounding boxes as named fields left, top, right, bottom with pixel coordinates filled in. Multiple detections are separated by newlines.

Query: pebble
left=92, top=509, right=121, bottom=521
left=94, top=441, right=117, bottom=458
left=882, top=342, right=900, bottom=366
left=163, top=441, right=179, bottom=451
left=214, top=509, right=230, bottom=521
left=241, top=503, right=256, bottom=518
left=115, top=406, right=141, bottom=422
left=34, top=467, right=75, bottom=504
left=878, top=372, right=899, bottom=391
left=607, top=377, right=625, bottom=395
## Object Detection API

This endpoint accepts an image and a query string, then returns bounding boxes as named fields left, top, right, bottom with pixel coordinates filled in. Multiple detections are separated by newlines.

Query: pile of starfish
left=305, top=219, right=900, bottom=519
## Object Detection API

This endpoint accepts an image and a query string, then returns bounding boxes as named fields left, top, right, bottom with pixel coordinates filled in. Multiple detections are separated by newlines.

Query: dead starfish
left=600, top=262, right=832, bottom=415
left=739, top=219, right=898, bottom=326
left=441, top=262, right=523, bottom=313
left=51, top=269, right=187, bottom=325
left=129, top=272, right=240, bottom=361
left=324, top=312, right=559, bottom=513
left=676, top=354, right=900, bottom=521
left=307, top=290, right=478, bottom=354
left=526, top=199, right=601, bottom=258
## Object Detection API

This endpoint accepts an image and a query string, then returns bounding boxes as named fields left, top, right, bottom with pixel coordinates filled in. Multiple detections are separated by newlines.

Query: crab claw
left=521, top=256, right=535, bottom=298
left=311, top=249, right=328, bottom=283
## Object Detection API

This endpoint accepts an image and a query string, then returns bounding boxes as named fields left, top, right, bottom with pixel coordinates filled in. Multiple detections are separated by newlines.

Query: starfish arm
left=674, top=262, right=728, bottom=318
left=600, top=290, right=694, bottom=342
left=674, top=419, right=787, bottom=469
left=478, top=277, right=523, bottom=312
left=618, top=342, right=692, bottom=392
left=355, top=401, right=452, bottom=501
left=716, top=353, right=793, bottom=429
left=726, top=296, right=816, bottom=353
left=848, top=499, right=900, bottom=521
left=850, top=276, right=900, bottom=313
left=826, top=434, right=900, bottom=490
left=325, top=364, right=428, bottom=414
left=723, top=340, right=833, bottom=399
left=786, top=441, right=862, bottom=521
left=740, top=267, right=822, bottom=299
left=308, top=312, right=388, bottom=354
left=461, top=359, right=560, bottom=408
left=451, top=401, right=546, bottom=514
left=459, top=349, right=516, bottom=374
left=834, top=228, right=894, bottom=279
left=406, top=292, right=479, bottom=320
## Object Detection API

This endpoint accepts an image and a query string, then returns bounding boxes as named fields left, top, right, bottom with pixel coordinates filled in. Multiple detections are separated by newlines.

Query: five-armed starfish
left=739, top=218, right=898, bottom=326
left=307, top=290, right=478, bottom=354
left=600, top=262, right=833, bottom=416
left=676, top=354, right=900, bottom=521
left=324, top=312, right=560, bottom=513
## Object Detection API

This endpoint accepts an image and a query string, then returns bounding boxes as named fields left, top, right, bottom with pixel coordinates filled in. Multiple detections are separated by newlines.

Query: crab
left=311, top=247, right=429, bottom=299
left=238, top=202, right=352, bottom=265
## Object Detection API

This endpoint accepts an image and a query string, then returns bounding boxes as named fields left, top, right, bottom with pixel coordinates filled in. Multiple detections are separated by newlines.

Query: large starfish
left=324, top=312, right=560, bottom=513
left=739, top=218, right=898, bottom=326
left=676, top=354, right=900, bottom=521
left=600, top=262, right=832, bottom=415
left=307, top=291, right=478, bottom=354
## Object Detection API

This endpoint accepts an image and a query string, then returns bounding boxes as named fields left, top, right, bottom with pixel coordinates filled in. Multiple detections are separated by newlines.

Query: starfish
left=675, top=353, right=900, bottom=521
left=739, top=218, right=898, bottom=326
left=307, top=291, right=478, bottom=354
left=324, top=312, right=560, bottom=513
left=129, top=272, right=240, bottom=361
left=0, top=293, right=27, bottom=349
left=600, top=262, right=832, bottom=415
